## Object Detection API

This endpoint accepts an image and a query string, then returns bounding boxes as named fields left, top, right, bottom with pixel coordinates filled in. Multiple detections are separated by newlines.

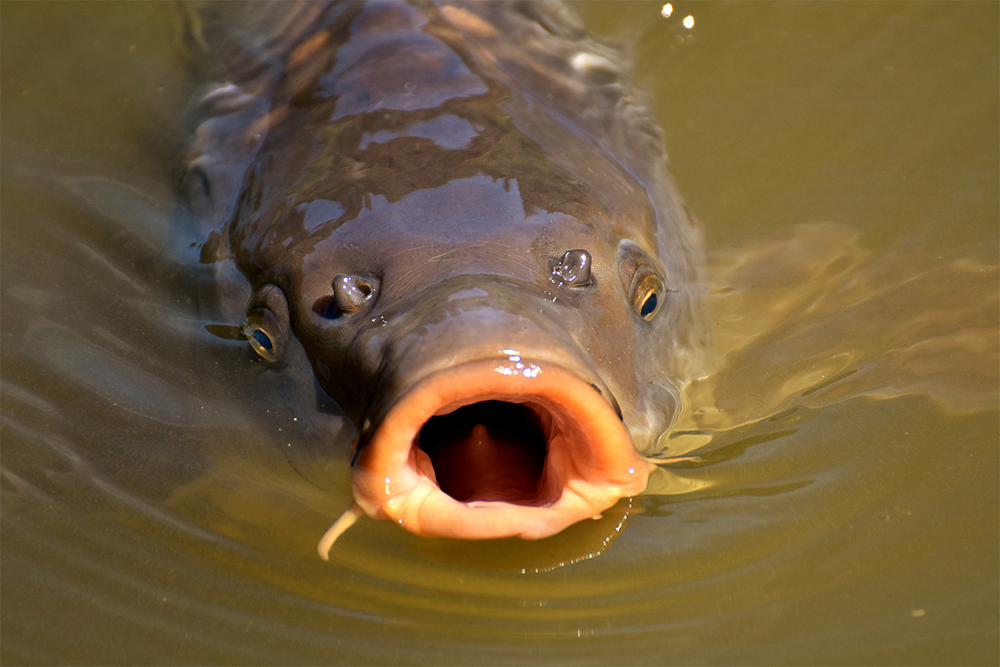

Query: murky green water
left=2, top=2, right=997, bottom=665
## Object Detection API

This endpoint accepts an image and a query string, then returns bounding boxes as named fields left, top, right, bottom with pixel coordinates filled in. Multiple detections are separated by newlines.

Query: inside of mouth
left=416, top=400, right=553, bottom=505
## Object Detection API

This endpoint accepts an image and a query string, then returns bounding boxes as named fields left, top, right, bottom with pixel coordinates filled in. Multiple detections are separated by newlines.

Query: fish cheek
left=288, top=272, right=387, bottom=418
left=606, top=239, right=682, bottom=450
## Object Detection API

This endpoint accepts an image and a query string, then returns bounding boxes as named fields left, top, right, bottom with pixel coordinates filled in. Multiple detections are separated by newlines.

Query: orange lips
left=349, top=356, right=654, bottom=541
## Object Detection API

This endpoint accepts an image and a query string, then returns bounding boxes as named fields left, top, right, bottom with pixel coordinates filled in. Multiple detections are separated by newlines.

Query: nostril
left=333, top=274, right=374, bottom=313
left=551, top=249, right=592, bottom=287
left=314, top=274, right=377, bottom=318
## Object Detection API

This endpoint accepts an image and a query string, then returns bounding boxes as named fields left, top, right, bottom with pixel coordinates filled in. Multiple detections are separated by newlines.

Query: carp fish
left=181, top=0, right=705, bottom=556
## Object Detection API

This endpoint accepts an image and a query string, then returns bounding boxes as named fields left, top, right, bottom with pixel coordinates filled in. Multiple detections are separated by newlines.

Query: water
left=2, top=2, right=997, bottom=664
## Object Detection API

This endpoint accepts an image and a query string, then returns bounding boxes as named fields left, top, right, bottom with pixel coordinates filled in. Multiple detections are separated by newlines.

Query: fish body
left=183, top=0, right=704, bottom=542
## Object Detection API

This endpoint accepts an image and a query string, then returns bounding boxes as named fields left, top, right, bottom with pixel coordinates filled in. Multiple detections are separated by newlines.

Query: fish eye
left=641, top=292, right=657, bottom=318
left=184, top=165, right=211, bottom=208
left=630, top=270, right=665, bottom=321
left=618, top=239, right=667, bottom=322
left=252, top=329, right=273, bottom=351
left=242, top=285, right=290, bottom=362
left=246, top=325, right=278, bottom=361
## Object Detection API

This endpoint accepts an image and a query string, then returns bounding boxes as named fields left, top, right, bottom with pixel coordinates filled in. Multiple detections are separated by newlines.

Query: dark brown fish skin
left=185, top=0, right=705, bottom=537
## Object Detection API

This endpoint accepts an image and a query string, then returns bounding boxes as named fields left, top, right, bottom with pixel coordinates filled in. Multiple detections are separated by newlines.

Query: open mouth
left=348, top=357, right=653, bottom=541
left=417, top=400, right=553, bottom=505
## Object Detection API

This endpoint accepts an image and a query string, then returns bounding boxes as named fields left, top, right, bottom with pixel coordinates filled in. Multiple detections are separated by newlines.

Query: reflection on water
left=2, top=2, right=997, bottom=665
left=667, top=222, right=999, bottom=455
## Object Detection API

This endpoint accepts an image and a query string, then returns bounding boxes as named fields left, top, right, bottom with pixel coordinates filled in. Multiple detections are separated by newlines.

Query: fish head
left=230, top=134, right=697, bottom=539
left=190, top=0, right=703, bottom=541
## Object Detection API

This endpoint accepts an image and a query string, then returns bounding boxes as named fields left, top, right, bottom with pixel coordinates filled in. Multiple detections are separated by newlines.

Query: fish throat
left=417, top=400, right=554, bottom=505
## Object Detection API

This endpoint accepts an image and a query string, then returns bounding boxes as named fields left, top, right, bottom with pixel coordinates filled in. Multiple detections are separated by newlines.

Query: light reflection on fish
left=182, top=0, right=705, bottom=555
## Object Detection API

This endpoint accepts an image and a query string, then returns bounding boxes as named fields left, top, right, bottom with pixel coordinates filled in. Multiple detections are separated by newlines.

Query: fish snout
left=349, top=278, right=652, bottom=540
left=373, top=275, right=606, bottom=403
